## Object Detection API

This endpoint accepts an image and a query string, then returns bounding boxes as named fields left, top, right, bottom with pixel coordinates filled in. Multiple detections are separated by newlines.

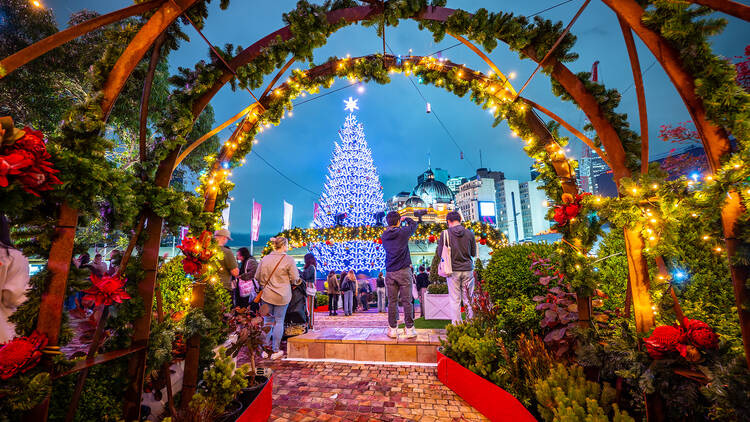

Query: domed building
left=412, top=169, right=455, bottom=206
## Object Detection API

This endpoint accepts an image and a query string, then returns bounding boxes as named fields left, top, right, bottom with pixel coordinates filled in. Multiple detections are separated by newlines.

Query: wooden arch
left=3, top=1, right=746, bottom=420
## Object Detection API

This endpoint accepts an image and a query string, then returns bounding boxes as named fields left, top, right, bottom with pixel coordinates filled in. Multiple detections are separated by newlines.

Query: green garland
left=261, top=221, right=507, bottom=257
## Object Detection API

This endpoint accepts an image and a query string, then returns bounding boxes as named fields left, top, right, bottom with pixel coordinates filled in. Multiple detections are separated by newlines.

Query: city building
left=577, top=143, right=609, bottom=195
left=455, top=178, right=497, bottom=226
left=413, top=169, right=455, bottom=208
left=475, top=168, right=505, bottom=233
left=386, top=191, right=413, bottom=211
left=418, top=167, right=449, bottom=185
left=520, top=180, right=551, bottom=236
left=497, top=179, right=525, bottom=243
left=446, top=176, right=468, bottom=194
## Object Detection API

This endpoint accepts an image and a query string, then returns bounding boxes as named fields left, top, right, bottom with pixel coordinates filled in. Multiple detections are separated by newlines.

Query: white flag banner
left=221, top=203, right=231, bottom=229
left=283, top=201, right=293, bottom=230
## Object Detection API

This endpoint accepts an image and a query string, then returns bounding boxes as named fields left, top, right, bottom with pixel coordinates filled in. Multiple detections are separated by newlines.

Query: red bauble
left=0, top=331, right=48, bottom=380
left=684, top=318, right=719, bottom=349
left=376, top=238, right=382, bottom=244
left=82, top=274, right=131, bottom=306
left=325, top=240, right=332, bottom=245
left=428, top=235, right=436, bottom=243
left=479, top=238, right=487, bottom=245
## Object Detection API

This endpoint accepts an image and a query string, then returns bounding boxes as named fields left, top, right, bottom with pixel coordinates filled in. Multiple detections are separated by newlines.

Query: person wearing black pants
left=326, top=270, right=340, bottom=315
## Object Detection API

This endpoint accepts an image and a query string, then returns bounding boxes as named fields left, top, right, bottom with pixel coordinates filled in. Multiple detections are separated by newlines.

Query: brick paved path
left=245, top=357, right=488, bottom=422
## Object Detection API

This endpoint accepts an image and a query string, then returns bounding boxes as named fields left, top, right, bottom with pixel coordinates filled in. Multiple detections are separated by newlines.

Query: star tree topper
left=344, top=96, right=359, bottom=112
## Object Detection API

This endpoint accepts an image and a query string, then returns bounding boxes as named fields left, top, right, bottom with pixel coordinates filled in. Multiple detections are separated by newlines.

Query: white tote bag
left=437, top=230, right=453, bottom=278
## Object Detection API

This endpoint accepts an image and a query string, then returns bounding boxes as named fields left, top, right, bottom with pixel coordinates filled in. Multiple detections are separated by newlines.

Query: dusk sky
left=45, top=0, right=748, bottom=236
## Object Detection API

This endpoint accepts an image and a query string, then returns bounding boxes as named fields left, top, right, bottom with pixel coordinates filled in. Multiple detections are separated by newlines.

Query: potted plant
left=189, top=347, right=250, bottom=422
left=226, top=308, right=273, bottom=413
left=425, top=254, right=451, bottom=319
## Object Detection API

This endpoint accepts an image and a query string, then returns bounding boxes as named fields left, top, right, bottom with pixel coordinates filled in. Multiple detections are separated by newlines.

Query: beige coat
left=256, top=251, right=300, bottom=306
left=0, top=247, right=29, bottom=343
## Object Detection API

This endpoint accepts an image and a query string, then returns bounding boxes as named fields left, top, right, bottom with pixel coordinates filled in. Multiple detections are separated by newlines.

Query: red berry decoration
left=428, top=235, right=436, bottom=243
left=479, top=238, right=487, bottom=245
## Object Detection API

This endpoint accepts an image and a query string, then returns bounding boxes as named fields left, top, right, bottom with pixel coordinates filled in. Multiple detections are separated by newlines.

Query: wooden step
left=286, top=327, right=445, bottom=363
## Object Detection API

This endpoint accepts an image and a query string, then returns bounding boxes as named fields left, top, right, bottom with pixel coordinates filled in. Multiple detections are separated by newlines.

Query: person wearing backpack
left=380, top=211, right=418, bottom=339
left=255, top=236, right=300, bottom=359
left=341, top=270, right=356, bottom=316
left=435, top=211, right=476, bottom=325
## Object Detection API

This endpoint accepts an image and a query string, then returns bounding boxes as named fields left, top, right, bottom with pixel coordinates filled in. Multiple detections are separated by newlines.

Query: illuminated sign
left=478, top=201, right=497, bottom=225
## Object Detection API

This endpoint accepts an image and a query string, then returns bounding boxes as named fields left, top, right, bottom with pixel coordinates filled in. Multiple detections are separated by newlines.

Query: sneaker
left=270, top=350, right=284, bottom=360
left=403, top=327, right=417, bottom=338
left=261, top=351, right=269, bottom=359
left=387, top=327, right=399, bottom=338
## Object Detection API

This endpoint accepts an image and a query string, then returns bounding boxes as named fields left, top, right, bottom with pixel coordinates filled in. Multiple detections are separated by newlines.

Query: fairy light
left=702, top=235, right=710, bottom=240
left=715, top=246, right=722, bottom=252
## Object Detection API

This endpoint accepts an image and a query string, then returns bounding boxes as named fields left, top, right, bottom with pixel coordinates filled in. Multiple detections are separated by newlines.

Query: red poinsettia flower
left=0, top=152, right=33, bottom=187
left=182, top=256, right=203, bottom=275
left=1, top=128, right=61, bottom=196
left=0, top=331, right=48, bottom=380
left=82, top=274, right=131, bottom=307
left=684, top=318, right=719, bottom=349
left=564, top=203, right=580, bottom=219
left=553, top=206, right=567, bottom=225
left=177, top=236, right=199, bottom=254
left=644, top=325, right=684, bottom=359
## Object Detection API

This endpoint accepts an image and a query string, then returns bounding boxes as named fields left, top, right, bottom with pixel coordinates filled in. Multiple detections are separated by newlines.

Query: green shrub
left=190, top=347, right=250, bottom=415
left=428, top=251, right=446, bottom=283
left=594, top=230, right=628, bottom=312
left=484, top=243, right=555, bottom=301
left=156, top=256, right=193, bottom=316
left=315, top=292, right=328, bottom=307
left=482, top=243, right=556, bottom=341
left=427, top=282, right=448, bottom=294
left=535, top=364, right=634, bottom=422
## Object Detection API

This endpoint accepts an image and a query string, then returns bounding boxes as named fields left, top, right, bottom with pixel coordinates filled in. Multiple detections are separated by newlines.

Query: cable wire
left=385, top=41, right=477, bottom=169
left=250, top=149, right=321, bottom=197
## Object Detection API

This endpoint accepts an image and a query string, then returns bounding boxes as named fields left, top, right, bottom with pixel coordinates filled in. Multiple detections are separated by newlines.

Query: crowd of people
left=0, top=208, right=478, bottom=360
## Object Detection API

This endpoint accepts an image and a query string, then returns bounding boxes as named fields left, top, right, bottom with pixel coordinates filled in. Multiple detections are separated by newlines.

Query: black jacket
left=416, top=272, right=430, bottom=289
left=380, top=217, right=417, bottom=272
left=435, top=224, right=476, bottom=272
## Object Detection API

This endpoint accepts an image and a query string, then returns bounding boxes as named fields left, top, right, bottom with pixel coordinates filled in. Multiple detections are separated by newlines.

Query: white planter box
left=424, top=293, right=451, bottom=320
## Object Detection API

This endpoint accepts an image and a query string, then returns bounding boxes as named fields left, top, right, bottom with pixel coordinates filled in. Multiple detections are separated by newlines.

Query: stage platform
left=287, top=327, right=446, bottom=363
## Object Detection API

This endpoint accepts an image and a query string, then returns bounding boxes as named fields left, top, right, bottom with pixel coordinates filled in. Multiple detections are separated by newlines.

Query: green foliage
left=147, top=319, right=177, bottom=374
left=428, top=250, right=446, bottom=283
left=535, top=364, right=634, bottom=422
left=427, top=282, right=448, bottom=294
left=0, top=372, right=51, bottom=420
left=485, top=243, right=555, bottom=299
left=315, top=292, right=328, bottom=307
left=594, top=230, right=628, bottom=312
left=157, top=256, right=194, bottom=316
left=48, top=361, right=128, bottom=422
left=442, top=325, right=553, bottom=408
left=190, top=347, right=249, bottom=415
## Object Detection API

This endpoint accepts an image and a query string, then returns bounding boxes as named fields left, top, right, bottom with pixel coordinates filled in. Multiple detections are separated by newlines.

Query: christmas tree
left=312, top=97, right=386, bottom=272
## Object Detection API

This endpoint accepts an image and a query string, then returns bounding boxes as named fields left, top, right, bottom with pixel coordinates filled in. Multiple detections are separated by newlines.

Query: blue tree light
left=673, top=269, right=688, bottom=282
left=312, top=98, right=386, bottom=272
